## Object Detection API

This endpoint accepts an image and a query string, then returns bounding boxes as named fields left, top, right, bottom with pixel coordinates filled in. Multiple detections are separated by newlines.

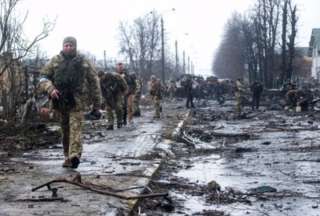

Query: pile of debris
left=0, top=121, right=60, bottom=154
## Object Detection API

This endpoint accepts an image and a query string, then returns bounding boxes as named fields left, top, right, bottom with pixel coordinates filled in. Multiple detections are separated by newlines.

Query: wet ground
left=1, top=99, right=320, bottom=215
left=134, top=100, right=320, bottom=216
left=0, top=122, right=60, bottom=155
left=0, top=103, right=184, bottom=216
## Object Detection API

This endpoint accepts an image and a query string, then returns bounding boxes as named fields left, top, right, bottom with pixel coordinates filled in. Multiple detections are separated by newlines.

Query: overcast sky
left=20, top=0, right=320, bottom=76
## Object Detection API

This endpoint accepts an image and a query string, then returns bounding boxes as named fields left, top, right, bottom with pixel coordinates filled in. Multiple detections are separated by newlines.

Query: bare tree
left=242, top=15, right=259, bottom=83
left=119, top=21, right=137, bottom=72
left=118, top=11, right=163, bottom=82
left=280, top=0, right=288, bottom=83
left=287, top=0, right=298, bottom=81
left=253, top=0, right=281, bottom=87
left=212, top=0, right=298, bottom=88
left=0, top=0, right=54, bottom=121
left=212, top=13, right=246, bottom=80
left=279, top=0, right=298, bottom=84
left=0, top=0, right=54, bottom=75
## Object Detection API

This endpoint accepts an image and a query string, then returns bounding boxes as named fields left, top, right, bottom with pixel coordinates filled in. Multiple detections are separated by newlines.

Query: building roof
left=309, top=28, right=320, bottom=48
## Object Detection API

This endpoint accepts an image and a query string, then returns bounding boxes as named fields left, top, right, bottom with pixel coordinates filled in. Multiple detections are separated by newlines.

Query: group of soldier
left=38, top=36, right=162, bottom=169
left=163, top=75, right=232, bottom=108
left=37, top=36, right=316, bottom=169
left=165, top=74, right=315, bottom=117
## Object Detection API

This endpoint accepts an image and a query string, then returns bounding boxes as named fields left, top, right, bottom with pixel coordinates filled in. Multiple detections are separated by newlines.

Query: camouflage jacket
left=100, top=72, right=128, bottom=100
left=122, top=72, right=137, bottom=95
left=235, top=80, right=245, bottom=94
left=39, top=52, right=101, bottom=112
left=135, top=78, right=142, bottom=96
left=149, top=80, right=162, bottom=98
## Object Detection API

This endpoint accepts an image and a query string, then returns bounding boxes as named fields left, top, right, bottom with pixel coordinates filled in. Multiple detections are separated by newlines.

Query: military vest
left=124, top=73, right=136, bottom=95
left=52, top=53, right=85, bottom=111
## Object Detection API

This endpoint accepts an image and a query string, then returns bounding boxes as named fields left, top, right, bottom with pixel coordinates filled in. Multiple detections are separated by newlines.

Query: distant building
left=294, top=47, right=312, bottom=79
left=309, top=28, right=320, bottom=80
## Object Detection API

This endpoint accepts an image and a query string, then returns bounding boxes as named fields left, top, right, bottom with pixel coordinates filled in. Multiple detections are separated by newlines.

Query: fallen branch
left=210, top=131, right=251, bottom=138
left=294, top=159, right=320, bottom=163
left=303, top=180, right=320, bottom=184
left=180, top=131, right=196, bottom=148
left=14, top=197, right=67, bottom=202
left=244, top=191, right=302, bottom=199
left=32, top=176, right=168, bottom=200
left=264, top=127, right=319, bottom=132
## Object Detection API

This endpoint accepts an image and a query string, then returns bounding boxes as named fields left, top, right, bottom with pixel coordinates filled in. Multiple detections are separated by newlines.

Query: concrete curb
left=171, top=110, right=192, bottom=141
left=128, top=110, right=192, bottom=215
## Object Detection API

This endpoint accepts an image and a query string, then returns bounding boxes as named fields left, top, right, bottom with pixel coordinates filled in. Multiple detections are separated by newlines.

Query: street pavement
left=0, top=104, right=182, bottom=216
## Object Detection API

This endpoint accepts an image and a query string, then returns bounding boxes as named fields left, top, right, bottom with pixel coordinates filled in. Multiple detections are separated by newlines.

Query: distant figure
left=116, top=63, right=136, bottom=125
left=297, top=86, right=314, bottom=112
left=168, top=79, right=177, bottom=100
left=133, top=76, right=142, bottom=117
left=286, top=89, right=299, bottom=110
left=149, top=75, right=162, bottom=119
left=99, top=71, right=128, bottom=130
left=39, top=36, right=101, bottom=169
left=250, top=81, right=263, bottom=110
left=182, top=75, right=195, bottom=108
left=235, top=78, right=245, bottom=116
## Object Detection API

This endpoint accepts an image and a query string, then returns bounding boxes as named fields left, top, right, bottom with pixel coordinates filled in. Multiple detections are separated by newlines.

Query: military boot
left=70, top=156, right=80, bottom=169
left=107, top=125, right=114, bottom=130
left=62, top=158, right=71, bottom=168
left=133, top=110, right=141, bottom=117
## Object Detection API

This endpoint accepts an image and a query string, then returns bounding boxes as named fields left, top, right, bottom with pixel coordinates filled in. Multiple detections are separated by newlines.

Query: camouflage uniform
left=39, top=41, right=101, bottom=167
left=250, top=81, right=263, bottom=110
left=297, top=87, right=313, bottom=111
left=235, top=79, right=245, bottom=115
left=133, top=78, right=142, bottom=117
left=100, top=72, right=128, bottom=129
left=149, top=76, right=162, bottom=118
left=182, top=75, right=194, bottom=108
left=121, top=72, right=137, bottom=124
left=286, top=89, right=299, bottom=110
left=168, top=80, right=177, bottom=100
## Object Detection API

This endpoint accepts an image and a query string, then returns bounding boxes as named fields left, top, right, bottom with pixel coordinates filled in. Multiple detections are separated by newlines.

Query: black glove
left=91, top=109, right=102, bottom=120
left=84, top=109, right=101, bottom=120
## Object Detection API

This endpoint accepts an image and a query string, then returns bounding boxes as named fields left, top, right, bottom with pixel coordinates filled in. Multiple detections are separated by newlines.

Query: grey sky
left=20, top=0, right=320, bottom=76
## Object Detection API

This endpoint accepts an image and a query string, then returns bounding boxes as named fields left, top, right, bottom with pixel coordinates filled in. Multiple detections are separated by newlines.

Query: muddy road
left=0, top=103, right=183, bottom=216
left=1, top=99, right=320, bottom=215
left=134, top=100, right=320, bottom=216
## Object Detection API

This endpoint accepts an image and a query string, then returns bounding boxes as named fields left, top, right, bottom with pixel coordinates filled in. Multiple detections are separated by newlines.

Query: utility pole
left=188, top=56, right=190, bottom=74
left=175, top=40, right=179, bottom=76
left=161, top=17, right=165, bottom=84
left=183, top=50, right=186, bottom=74
left=103, top=50, right=107, bottom=71
left=191, top=61, right=195, bottom=75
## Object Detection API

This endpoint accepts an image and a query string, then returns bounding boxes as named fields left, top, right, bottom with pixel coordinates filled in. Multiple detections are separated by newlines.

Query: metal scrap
left=32, top=174, right=168, bottom=200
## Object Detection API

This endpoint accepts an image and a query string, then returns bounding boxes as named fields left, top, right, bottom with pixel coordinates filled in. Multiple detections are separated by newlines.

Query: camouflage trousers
left=61, top=111, right=83, bottom=159
left=133, top=93, right=141, bottom=115
left=106, top=97, right=123, bottom=127
left=235, top=92, right=243, bottom=115
left=153, top=96, right=161, bottom=118
left=127, top=94, right=134, bottom=123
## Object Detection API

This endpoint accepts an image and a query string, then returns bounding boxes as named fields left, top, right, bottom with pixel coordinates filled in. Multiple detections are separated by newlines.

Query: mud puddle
left=0, top=107, right=168, bottom=216
left=134, top=102, right=320, bottom=216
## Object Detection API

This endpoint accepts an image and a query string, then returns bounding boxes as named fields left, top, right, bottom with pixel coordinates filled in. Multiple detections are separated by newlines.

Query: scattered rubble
left=0, top=122, right=60, bottom=154
left=1, top=99, right=320, bottom=215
